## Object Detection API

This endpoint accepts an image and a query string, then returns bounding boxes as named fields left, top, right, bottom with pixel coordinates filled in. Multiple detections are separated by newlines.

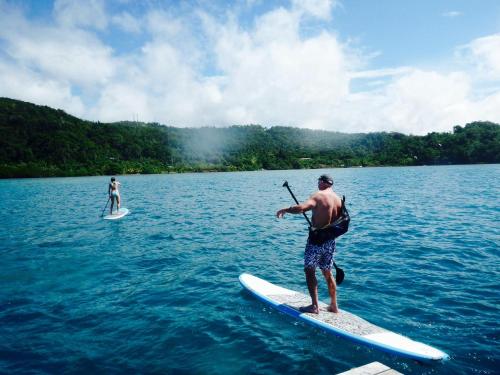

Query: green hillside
left=0, top=97, right=499, bottom=178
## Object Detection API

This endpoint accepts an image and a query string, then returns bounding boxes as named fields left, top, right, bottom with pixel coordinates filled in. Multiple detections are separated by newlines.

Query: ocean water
left=0, top=165, right=498, bottom=374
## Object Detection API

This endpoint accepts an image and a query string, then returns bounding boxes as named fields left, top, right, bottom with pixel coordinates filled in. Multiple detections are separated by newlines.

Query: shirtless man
left=276, top=174, right=342, bottom=314
left=108, top=177, right=121, bottom=214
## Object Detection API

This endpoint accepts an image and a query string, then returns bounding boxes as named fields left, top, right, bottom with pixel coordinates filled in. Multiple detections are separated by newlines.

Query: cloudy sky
left=1, top=0, right=500, bottom=134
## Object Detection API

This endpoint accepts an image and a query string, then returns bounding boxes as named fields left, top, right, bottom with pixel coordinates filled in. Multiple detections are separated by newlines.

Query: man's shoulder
left=310, top=190, right=323, bottom=198
left=312, top=190, right=334, bottom=200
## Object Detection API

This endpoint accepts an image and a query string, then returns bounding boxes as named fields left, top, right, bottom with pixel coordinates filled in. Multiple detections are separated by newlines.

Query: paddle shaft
left=283, top=182, right=312, bottom=227
left=100, top=196, right=111, bottom=217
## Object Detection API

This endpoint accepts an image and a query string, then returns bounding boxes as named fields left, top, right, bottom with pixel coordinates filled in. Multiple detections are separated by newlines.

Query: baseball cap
left=318, top=174, right=333, bottom=185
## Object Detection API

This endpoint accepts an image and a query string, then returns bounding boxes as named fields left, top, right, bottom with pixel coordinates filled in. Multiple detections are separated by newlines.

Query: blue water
left=0, top=165, right=498, bottom=374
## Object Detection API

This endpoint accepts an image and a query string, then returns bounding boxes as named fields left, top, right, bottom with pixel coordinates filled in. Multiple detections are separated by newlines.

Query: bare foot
left=327, top=304, right=339, bottom=313
left=299, top=305, right=319, bottom=314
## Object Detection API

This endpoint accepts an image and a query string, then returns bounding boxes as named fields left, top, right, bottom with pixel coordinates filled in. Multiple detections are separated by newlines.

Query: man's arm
left=276, top=197, right=316, bottom=218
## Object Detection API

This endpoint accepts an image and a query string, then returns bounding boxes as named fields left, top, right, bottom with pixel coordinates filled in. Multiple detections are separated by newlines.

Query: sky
left=1, top=0, right=500, bottom=135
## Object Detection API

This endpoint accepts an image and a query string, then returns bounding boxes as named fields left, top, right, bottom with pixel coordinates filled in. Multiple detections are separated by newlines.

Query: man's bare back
left=310, top=189, right=342, bottom=229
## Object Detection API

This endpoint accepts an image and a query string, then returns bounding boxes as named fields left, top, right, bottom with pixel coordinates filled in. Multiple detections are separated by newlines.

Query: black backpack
left=308, top=195, right=350, bottom=245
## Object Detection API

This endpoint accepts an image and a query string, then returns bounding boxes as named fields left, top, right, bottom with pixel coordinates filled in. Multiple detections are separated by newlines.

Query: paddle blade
left=335, top=266, right=345, bottom=285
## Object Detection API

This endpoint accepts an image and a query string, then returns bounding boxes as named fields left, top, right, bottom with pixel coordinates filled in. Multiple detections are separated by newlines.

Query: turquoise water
left=0, top=165, right=498, bottom=374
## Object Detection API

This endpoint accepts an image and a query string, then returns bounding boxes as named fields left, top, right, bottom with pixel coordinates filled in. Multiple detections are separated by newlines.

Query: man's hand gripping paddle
left=282, top=181, right=345, bottom=285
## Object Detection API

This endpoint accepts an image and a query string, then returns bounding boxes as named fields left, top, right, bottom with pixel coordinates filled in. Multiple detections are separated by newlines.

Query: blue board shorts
left=304, top=238, right=336, bottom=271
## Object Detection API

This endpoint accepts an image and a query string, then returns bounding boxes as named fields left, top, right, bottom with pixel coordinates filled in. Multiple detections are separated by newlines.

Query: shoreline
left=1, top=162, right=497, bottom=180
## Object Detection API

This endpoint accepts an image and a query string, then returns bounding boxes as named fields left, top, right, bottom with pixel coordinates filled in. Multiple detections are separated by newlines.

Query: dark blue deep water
left=0, top=165, right=498, bottom=374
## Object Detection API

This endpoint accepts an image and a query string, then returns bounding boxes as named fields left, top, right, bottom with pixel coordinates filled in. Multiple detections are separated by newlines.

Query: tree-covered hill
left=0, top=97, right=498, bottom=178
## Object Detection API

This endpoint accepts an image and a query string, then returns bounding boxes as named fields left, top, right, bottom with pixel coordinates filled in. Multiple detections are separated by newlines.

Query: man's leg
left=110, top=197, right=114, bottom=214
left=299, top=267, right=319, bottom=314
left=321, top=269, right=338, bottom=313
left=117, top=195, right=121, bottom=210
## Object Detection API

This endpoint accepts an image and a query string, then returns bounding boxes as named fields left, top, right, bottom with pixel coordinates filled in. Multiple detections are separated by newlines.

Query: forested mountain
left=1, top=97, right=499, bottom=178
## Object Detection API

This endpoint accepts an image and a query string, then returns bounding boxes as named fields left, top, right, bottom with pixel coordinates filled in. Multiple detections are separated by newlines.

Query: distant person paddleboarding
left=108, top=177, right=121, bottom=214
left=276, top=174, right=343, bottom=314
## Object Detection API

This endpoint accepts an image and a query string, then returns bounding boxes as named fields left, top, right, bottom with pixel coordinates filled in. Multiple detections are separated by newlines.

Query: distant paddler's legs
left=110, top=195, right=115, bottom=214
left=321, top=269, right=339, bottom=313
left=116, top=194, right=121, bottom=211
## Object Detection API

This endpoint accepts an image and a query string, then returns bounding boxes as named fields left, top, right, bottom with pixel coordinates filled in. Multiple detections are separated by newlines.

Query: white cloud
left=350, top=67, right=413, bottom=79
left=202, top=7, right=355, bottom=127
left=145, top=10, right=206, bottom=69
left=292, top=0, right=336, bottom=20
left=91, top=38, right=223, bottom=125
left=442, top=11, right=462, bottom=18
left=0, top=28, right=115, bottom=88
left=379, top=70, right=472, bottom=133
left=458, top=34, right=500, bottom=80
left=0, top=2, right=115, bottom=89
left=91, top=82, right=149, bottom=122
left=0, top=60, right=85, bottom=116
left=146, top=10, right=184, bottom=38
left=54, top=0, right=108, bottom=30
left=111, top=11, right=142, bottom=34
left=334, top=69, right=500, bottom=134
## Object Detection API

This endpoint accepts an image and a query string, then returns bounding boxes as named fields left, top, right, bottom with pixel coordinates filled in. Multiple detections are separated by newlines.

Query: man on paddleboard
left=108, top=177, right=121, bottom=214
left=276, top=174, right=342, bottom=314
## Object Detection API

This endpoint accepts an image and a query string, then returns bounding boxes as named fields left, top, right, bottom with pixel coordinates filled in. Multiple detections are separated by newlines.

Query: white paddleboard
left=239, top=273, right=448, bottom=362
left=103, top=207, right=129, bottom=220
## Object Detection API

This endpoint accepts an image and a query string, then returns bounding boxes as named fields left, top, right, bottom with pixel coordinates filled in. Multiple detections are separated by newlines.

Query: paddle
left=282, top=180, right=345, bottom=285
left=282, top=181, right=312, bottom=226
left=100, top=196, right=110, bottom=217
